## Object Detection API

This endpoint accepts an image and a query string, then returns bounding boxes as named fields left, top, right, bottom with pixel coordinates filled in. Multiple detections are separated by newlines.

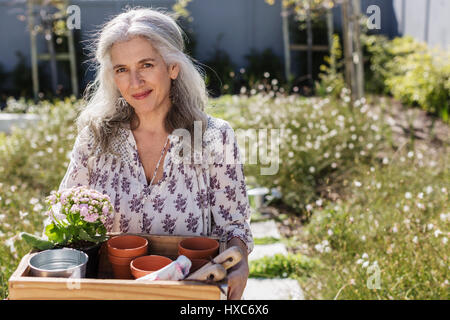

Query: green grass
left=253, top=237, right=280, bottom=245
left=249, top=253, right=321, bottom=281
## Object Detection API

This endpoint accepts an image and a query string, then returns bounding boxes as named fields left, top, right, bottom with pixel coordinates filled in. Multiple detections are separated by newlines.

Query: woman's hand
left=226, top=237, right=249, bottom=300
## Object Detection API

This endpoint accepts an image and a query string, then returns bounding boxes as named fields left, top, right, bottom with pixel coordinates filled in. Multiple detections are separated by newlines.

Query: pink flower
left=48, top=195, right=57, bottom=205
left=70, top=204, right=79, bottom=213
left=102, top=205, right=109, bottom=215
left=84, top=213, right=98, bottom=223
left=79, top=204, right=89, bottom=217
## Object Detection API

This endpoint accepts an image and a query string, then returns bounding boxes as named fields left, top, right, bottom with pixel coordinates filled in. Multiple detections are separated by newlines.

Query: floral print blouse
left=59, top=115, right=254, bottom=254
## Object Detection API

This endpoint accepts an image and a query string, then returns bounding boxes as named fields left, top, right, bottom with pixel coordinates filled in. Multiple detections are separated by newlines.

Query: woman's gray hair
left=78, top=7, right=208, bottom=160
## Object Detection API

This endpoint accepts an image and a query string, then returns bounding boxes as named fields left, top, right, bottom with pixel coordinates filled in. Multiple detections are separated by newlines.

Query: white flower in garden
left=418, top=192, right=424, bottom=199
left=425, top=186, right=433, bottom=194
left=314, top=243, right=324, bottom=253
left=331, top=162, right=337, bottom=168
left=407, top=151, right=414, bottom=158
left=348, top=143, right=354, bottom=149
left=361, top=235, right=366, bottom=241
left=417, top=152, right=423, bottom=159
left=240, top=87, right=247, bottom=94
left=335, top=152, right=341, bottom=159
left=29, top=198, right=39, bottom=205
left=19, top=211, right=28, bottom=218
left=362, top=253, right=369, bottom=259
left=443, top=237, right=448, bottom=245
left=316, top=199, right=323, bottom=206
left=440, top=213, right=449, bottom=222
left=427, top=223, right=434, bottom=231
left=324, top=246, right=331, bottom=253
left=10, top=185, right=17, bottom=192
left=0, top=214, right=5, bottom=221
left=33, top=204, right=43, bottom=212
left=264, top=72, right=270, bottom=78
left=354, top=181, right=362, bottom=187
left=376, top=182, right=382, bottom=189
left=405, top=192, right=412, bottom=199
left=324, top=152, right=329, bottom=158
left=362, top=261, right=369, bottom=268
left=306, top=204, right=313, bottom=211
left=367, top=143, right=374, bottom=150
left=309, top=166, right=315, bottom=173
left=434, top=229, right=442, bottom=238
left=383, top=157, right=389, bottom=164
left=288, top=151, right=294, bottom=158
left=441, top=187, right=447, bottom=194
left=403, top=205, right=410, bottom=212
left=412, top=236, right=418, bottom=244
left=356, top=259, right=364, bottom=265
left=416, top=202, right=425, bottom=209
left=327, top=229, right=333, bottom=236
left=392, top=225, right=398, bottom=233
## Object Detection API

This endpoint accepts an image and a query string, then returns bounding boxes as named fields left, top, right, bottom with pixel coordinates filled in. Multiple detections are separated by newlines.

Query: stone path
left=242, top=214, right=305, bottom=300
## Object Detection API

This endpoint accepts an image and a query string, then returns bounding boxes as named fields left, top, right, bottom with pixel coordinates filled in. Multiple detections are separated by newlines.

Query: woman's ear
left=169, top=63, right=180, bottom=80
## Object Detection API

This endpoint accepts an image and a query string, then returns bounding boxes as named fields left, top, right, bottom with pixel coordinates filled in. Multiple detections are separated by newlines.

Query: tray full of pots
left=8, top=233, right=243, bottom=300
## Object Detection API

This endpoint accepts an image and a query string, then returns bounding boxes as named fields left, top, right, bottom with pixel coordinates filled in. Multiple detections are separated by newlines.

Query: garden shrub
left=364, top=35, right=450, bottom=123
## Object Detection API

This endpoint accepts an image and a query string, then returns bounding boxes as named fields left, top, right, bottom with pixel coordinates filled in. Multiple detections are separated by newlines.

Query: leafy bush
left=315, top=34, right=346, bottom=98
left=364, top=35, right=450, bottom=123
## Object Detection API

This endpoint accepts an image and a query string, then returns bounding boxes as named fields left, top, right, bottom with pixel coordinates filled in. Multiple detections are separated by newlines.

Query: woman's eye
left=143, top=63, right=153, bottom=68
left=116, top=68, right=126, bottom=74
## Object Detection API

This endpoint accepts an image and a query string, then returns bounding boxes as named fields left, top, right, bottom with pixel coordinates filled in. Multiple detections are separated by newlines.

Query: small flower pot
left=178, top=237, right=219, bottom=260
left=108, top=254, right=134, bottom=279
left=130, top=255, right=173, bottom=279
left=107, top=235, right=148, bottom=258
left=81, top=242, right=102, bottom=278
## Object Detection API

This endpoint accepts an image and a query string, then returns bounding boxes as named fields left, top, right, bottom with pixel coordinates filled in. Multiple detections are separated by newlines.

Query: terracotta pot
left=178, top=237, right=219, bottom=260
left=189, top=258, right=209, bottom=274
left=130, top=255, right=173, bottom=279
left=108, top=254, right=134, bottom=279
left=107, top=235, right=148, bottom=258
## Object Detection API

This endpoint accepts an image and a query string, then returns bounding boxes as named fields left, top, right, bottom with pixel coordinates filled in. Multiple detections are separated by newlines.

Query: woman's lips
left=132, top=90, right=152, bottom=100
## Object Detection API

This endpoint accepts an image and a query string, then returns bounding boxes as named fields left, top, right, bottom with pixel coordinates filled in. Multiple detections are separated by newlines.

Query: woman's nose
left=130, top=70, right=144, bottom=88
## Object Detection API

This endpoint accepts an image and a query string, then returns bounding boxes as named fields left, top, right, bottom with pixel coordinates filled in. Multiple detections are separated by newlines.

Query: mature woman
left=59, top=8, right=253, bottom=299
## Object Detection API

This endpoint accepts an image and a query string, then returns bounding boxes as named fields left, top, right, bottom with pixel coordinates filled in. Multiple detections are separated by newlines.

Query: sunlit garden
left=0, top=0, right=449, bottom=300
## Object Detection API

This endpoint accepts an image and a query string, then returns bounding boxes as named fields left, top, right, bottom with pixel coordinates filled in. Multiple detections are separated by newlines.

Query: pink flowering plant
left=43, top=186, right=115, bottom=247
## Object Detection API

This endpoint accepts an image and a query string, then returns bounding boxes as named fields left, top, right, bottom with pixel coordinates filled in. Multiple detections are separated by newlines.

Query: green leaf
left=78, top=228, right=106, bottom=244
left=21, top=232, right=55, bottom=250
left=44, top=223, right=66, bottom=244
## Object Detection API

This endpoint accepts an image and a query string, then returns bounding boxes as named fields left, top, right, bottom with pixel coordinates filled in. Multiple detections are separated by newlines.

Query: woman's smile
left=132, top=89, right=152, bottom=100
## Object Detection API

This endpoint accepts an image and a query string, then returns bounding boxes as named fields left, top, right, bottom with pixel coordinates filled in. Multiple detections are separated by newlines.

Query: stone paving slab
left=243, top=278, right=305, bottom=300
left=248, top=243, right=288, bottom=261
left=250, top=220, right=281, bottom=239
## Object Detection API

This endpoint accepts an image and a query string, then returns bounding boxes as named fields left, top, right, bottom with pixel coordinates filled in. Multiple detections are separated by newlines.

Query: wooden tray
left=8, top=233, right=228, bottom=300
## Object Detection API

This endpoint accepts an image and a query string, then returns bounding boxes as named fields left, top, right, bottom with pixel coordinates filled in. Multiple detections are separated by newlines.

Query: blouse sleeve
left=42, top=126, right=94, bottom=238
left=58, top=126, right=94, bottom=190
left=209, top=121, right=254, bottom=254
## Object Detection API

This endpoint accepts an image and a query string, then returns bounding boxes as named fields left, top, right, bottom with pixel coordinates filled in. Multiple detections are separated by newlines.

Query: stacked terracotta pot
left=178, top=237, right=219, bottom=274
left=107, top=235, right=148, bottom=279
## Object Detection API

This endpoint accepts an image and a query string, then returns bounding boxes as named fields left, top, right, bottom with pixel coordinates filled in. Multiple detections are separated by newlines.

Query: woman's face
left=110, top=36, right=179, bottom=117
